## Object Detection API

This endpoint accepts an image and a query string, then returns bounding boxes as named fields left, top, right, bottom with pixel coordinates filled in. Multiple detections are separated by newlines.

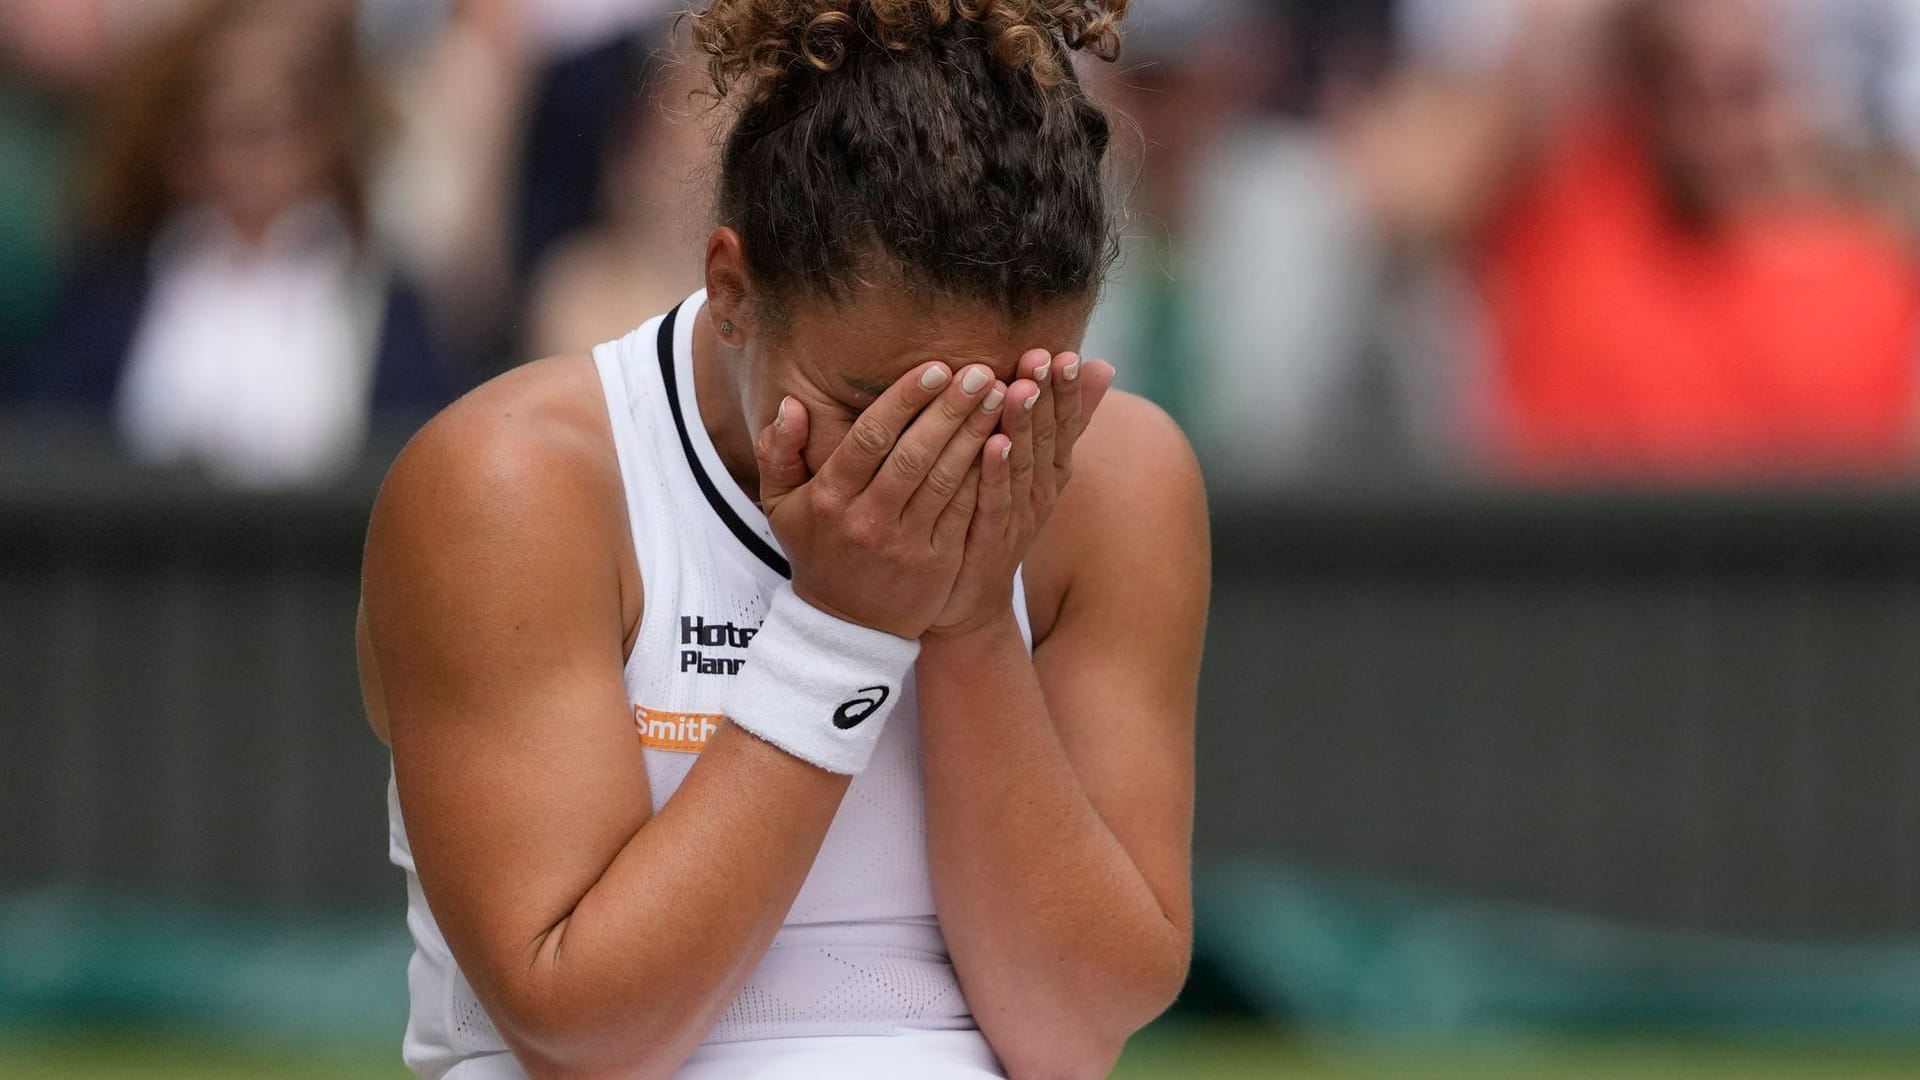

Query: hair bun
left=691, top=0, right=1127, bottom=102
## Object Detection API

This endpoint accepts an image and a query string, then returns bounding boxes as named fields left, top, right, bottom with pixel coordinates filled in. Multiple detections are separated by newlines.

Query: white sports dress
left=388, top=291, right=1030, bottom=1078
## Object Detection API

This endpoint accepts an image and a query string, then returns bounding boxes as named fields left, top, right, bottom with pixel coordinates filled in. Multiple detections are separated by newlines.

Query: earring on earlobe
left=718, top=319, right=736, bottom=337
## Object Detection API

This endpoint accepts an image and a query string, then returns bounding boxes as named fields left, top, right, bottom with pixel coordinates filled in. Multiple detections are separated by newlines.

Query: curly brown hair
left=693, top=0, right=1126, bottom=99
left=687, top=0, right=1128, bottom=322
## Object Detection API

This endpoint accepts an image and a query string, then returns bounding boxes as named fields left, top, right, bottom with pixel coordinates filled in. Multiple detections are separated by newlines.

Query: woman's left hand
left=927, top=350, right=1117, bottom=638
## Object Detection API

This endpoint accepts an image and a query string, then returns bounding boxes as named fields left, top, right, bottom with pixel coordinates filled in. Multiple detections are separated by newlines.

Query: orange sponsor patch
left=634, top=706, right=723, bottom=754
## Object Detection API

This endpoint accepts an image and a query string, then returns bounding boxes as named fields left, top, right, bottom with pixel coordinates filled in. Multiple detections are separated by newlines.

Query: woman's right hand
left=755, top=361, right=1007, bottom=639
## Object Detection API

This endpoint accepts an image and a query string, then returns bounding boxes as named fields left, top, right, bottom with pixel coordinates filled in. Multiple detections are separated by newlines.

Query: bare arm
left=363, top=354, right=1008, bottom=1076
left=1337, top=0, right=1633, bottom=246
left=919, top=385, right=1209, bottom=1078
left=364, top=369, right=848, bottom=1077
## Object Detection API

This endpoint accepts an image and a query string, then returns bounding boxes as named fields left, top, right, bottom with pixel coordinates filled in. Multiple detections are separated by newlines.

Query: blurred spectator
left=0, top=0, right=112, bottom=373
left=369, top=0, right=675, bottom=372
left=1783, top=0, right=1920, bottom=162
left=13, top=0, right=451, bottom=489
left=1475, top=0, right=1920, bottom=479
left=1275, top=0, right=1399, bottom=116
left=369, top=0, right=532, bottom=373
left=1085, top=0, right=1410, bottom=486
left=524, top=37, right=712, bottom=357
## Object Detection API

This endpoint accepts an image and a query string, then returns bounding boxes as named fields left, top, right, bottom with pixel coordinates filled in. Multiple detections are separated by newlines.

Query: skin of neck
left=690, top=315, right=763, bottom=499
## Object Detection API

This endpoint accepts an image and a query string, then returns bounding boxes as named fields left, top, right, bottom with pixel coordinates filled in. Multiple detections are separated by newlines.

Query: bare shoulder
left=1027, top=391, right=1210, bottom=639
left=1049, top=390, right=1209, bottom=559
left=376, top=354, right=617, bottom=518
left=365, top=354, right=629, bottom=584
left=359, top=353, right=629, bottom=737
left=360, top=355, right=634, bottom=733
left=364, top=352, right=630, bottom=613
left=1069, top=391, right=1207, bottom=516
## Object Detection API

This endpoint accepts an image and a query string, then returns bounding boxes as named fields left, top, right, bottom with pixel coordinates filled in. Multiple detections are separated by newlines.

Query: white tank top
left=388, top=291, right=1030, bottom=1078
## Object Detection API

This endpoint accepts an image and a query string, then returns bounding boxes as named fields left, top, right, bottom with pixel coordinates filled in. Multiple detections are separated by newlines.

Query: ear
left=704, top=227, right=751, bottom=346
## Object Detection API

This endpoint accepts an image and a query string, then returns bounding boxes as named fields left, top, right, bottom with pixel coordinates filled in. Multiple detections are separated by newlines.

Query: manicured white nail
left=1023, top=393, right=1038, bottom=411
left=961, top=367, right=990, bottom=394
left=1062, top=358, right=1081, bottom=382
left=1035, top=361, right=1051, bottom=382
left=920, top=365, right=951, bottom=390
left=1001, top=443, right=1013, bottom=460
left=775, top=396, right=793, bottom=432
left=982, top=388, right=1005, bottom=413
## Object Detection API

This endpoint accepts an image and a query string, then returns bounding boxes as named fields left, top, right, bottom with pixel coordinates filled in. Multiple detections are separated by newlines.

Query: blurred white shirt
left=117, top=201, right=382, bottom=489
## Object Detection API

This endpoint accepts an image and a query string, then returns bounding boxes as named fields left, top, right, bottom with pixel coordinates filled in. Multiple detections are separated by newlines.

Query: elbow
left=996, top=1037, right=1127, bottom=1080
left=486, top=981, right=700, bottom=1080
left=497, top=1015, right=679, bottom=1080
left=996, top=1012, right=1145, bottom=1080
left=993, top=1006, right=1161, bottom=1080
left=450, top=913, right=733, bottom=1078
left=1106, top=917, right=1192, bottom=1036
left=997, top=933, right=1191, bottom=1080
left=492, top=1007, right=646, bottom=1080
left=1143, top=925, right=1193, bottom=1019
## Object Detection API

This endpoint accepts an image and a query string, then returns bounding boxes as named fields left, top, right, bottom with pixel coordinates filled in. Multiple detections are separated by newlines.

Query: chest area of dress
left=619, top=541, right=924, bottom=808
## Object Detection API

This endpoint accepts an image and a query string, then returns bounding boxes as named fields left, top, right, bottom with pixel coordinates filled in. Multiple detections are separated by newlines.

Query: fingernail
left=1023, top=393, right=1038, bottom=411
left=1001, top=443, right=1013, bottom=460
left=1035, top=361, right=1051, bottom=383
left=1062, top=358, right=1081, bottom=382
left=775, top=396, right=793, bottom=432
left=920, top=364, right=951, bottom=390
left=982, top=388, right=1005, bottom=413
left=961, top=367, right=990, bottom=395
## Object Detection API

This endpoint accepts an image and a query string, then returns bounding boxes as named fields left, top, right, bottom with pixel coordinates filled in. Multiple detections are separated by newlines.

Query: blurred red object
left=1479, top=119, right=1920, bottom=481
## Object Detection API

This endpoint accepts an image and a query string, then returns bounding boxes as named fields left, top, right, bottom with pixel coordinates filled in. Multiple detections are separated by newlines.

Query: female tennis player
left=357, top=0, right=1207, bottom=1076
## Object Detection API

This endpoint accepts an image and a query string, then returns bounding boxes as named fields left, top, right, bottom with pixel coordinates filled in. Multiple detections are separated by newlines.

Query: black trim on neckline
left=656, top=303, right=792, bottom=579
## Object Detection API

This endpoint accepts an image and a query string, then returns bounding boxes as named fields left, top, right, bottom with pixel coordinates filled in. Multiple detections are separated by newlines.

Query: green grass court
left=5, top=1026, right=1919, bottom=1079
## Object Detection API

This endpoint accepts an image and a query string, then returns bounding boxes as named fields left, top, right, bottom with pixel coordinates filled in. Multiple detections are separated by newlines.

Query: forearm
left=918, top=618, right=1189, bottom=1075
left=498, top=727, right=847, bottom=1075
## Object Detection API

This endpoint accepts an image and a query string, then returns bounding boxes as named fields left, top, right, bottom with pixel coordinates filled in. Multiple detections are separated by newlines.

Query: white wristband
left=726, top=584, right=920, bottom=775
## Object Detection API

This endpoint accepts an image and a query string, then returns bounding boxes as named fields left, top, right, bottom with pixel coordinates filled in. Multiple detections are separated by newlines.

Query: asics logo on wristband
left=832, top=686, right=891, bottom=730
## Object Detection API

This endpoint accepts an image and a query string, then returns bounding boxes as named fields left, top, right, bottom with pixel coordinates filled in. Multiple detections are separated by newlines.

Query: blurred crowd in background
left=6, top=0, right=1920, bottom=490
